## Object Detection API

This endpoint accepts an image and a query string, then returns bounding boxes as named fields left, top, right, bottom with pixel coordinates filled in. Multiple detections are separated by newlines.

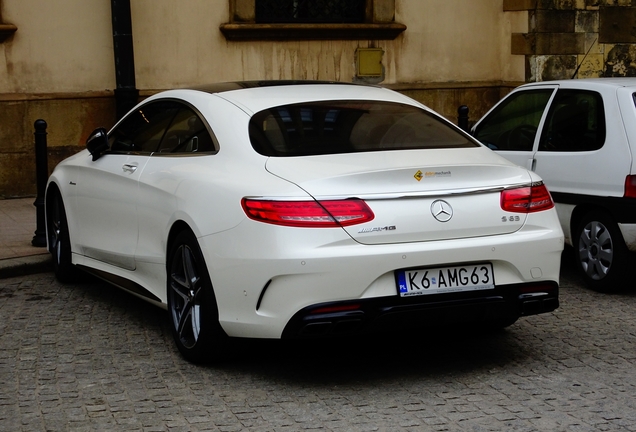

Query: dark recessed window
left=255, top=0, right=366, bottom=23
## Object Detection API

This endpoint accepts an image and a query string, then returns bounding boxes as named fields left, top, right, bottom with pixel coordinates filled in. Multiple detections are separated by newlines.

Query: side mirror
left=86, top=128, right=109, bottom=161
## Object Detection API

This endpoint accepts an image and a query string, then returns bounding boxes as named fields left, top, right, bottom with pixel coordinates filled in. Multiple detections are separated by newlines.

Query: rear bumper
left=282, top=281, right=558, bottom=338
left=202, top=210, right=563, bottom=339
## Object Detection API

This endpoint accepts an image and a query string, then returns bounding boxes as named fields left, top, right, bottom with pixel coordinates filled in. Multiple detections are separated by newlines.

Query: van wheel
left=574, top=211, right=629, bottom=293
left=167, top=230, right=230, bottom=363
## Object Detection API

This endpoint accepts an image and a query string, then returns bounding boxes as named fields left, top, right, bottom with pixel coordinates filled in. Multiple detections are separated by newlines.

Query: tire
left=46, top=190, right=80, bottom=283
left=167, top=230, right=229, bottom=363
left=574, top=210, right=630, bottom=293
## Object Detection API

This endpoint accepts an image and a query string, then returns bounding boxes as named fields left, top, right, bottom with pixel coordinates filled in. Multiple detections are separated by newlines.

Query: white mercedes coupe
left=46, top=81, right=564, bottom=362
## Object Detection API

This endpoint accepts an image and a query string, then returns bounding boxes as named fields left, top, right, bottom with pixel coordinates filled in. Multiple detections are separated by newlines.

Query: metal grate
left=255, top=0, right=366, bottom=23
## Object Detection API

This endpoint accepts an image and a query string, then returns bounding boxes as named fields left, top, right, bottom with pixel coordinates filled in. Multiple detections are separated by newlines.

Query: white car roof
left=519, top=77, right=636, bottom=90
left=148, top=81, right=427, bottom=115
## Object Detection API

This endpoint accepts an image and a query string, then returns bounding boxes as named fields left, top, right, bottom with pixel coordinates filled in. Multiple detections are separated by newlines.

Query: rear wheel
left=167, top=230, right=229, bottom=363
left=46, top=190, right=79, bottom=283
left=574, top=210, right=629, bottom=293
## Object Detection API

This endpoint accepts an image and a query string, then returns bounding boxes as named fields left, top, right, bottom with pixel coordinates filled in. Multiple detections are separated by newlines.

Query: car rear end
left=201, top=85, right=564, bottom=339
left=257, top=153, right=561, bottom=338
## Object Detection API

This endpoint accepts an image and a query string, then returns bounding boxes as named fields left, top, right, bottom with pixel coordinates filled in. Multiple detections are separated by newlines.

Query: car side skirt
left=77, top=265, right=165, bottom=308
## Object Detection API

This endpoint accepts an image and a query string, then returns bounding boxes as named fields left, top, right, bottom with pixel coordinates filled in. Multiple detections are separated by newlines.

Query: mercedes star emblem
left=431, top=200, right=453, bottom=222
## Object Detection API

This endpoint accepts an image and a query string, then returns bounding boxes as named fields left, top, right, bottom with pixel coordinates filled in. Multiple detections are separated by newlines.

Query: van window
left=539, top=90, right=605, bottom=152
left=473, top=89, right=553, bottom=151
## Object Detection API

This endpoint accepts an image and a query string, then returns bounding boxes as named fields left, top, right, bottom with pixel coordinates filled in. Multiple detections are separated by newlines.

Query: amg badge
left=358, top=226, right=396, bottom=233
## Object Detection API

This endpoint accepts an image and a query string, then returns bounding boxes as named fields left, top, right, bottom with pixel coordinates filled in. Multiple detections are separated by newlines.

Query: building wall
left=0, top=0, right=116, bottom=197
left=0, top=0, right=527, bottom=198
left=507, top=0, right=636, bottom=81
left=128, top=0, right=526, bottom=87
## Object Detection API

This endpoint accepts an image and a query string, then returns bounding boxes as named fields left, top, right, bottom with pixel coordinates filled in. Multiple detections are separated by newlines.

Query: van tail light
left=624, top=175, right=636, bottom=198
left=500, top=183, right=554, bottom=213
left=241, top=198, right=375, bottom=227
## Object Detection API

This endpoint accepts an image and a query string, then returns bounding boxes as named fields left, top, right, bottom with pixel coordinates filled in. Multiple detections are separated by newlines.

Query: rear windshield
left=249, top=100, right=477, bottom=156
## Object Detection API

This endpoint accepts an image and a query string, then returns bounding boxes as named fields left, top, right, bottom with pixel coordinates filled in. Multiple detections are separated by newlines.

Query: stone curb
left=0, top=254, right=53, bottom=279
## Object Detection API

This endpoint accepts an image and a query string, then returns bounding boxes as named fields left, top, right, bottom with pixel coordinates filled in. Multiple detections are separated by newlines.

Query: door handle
left=122, top=163, right=138, bottom=173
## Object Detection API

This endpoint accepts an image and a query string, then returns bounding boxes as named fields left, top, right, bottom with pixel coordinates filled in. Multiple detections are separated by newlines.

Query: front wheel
left=167, top=230, right=229, bottom=363
left=46, top=190, right=80, bottom=283
left=574, top=210, right=629, bottom=293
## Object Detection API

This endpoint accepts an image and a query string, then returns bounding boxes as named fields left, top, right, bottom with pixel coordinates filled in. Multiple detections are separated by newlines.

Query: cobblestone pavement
left=1, top=252, right=636, bottom=432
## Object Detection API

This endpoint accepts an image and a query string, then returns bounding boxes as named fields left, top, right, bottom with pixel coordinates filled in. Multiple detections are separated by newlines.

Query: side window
left=157, top=106, right=216, bottom=154
left=108, top=101, right=180, bottom=154
left=539, top=90, right=605, bottom=152
left=473, top=89, right=553, bottom=151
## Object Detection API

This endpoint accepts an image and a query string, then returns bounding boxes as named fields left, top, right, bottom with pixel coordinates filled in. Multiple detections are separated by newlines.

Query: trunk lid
left=265, top=148, right=532, bottom=245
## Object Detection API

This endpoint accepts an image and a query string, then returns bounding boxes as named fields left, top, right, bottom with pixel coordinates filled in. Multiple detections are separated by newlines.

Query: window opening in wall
left=255, top=0, right=366, bottom=23
left=0, top=0, right=18, bottom=43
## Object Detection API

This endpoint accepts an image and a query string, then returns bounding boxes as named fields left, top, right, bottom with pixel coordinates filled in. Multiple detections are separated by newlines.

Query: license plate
left=396, top=263, right=495, bottom=297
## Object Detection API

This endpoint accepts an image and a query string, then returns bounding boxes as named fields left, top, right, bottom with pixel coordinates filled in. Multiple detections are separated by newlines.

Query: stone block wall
left=505, top=0, right=636, bottom=81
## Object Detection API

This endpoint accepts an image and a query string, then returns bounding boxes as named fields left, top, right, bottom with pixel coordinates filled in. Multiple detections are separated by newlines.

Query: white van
left=472, top=78, right=636, bottom=292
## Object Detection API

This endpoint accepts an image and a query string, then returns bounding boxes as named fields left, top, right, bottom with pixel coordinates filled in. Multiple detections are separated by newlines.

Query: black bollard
left=32, top=119, right=48, bottom=247
left=457, top=105, right=469, bottom=133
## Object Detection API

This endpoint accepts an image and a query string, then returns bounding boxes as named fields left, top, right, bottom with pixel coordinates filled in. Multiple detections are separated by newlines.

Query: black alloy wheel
left=167, top=230, right=229, bottom=363
left=46, top=190, right=79, bottom=283
left=574, top=210, right=629, bottom=293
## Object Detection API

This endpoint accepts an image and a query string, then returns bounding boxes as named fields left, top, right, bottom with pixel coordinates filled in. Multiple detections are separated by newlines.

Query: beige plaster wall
left=389, top=0, right=525, bottom=84
left=131, top=0, right=365, bottom=88
left=0, top=0, right=115, bottom=94
left=0, top=0, right=526, bottom=93
left=131, top=0, right=526, bottom=89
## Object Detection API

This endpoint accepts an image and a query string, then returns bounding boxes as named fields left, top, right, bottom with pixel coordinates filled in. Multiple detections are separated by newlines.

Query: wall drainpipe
left=111, top=0, right=139, bottom=120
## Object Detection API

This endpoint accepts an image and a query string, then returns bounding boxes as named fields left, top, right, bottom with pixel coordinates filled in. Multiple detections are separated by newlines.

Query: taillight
left=625, top=175, right=636, bottom=198
left=241, top=198, right=375, bottom=227
left=500, top=183, right=554, bottom=213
